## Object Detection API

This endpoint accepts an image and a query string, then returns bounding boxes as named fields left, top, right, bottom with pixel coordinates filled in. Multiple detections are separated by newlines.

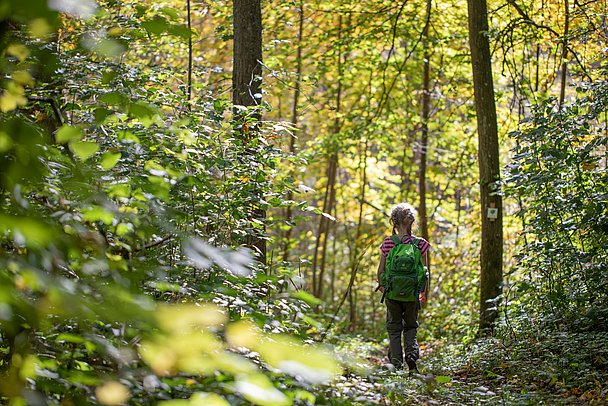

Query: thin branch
left=504, top=0, right=592, bottom=81
left=27, top=96, right=64, bottom=127
left=134, top=235, right=175, bottom=252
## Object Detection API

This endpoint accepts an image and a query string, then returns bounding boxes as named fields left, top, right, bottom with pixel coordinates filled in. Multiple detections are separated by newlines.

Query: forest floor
left=321, top=335, right=608, bottom=405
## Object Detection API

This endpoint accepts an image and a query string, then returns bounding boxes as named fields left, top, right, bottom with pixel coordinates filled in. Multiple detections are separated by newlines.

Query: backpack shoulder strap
left=390, top=235, right=401, bottom=245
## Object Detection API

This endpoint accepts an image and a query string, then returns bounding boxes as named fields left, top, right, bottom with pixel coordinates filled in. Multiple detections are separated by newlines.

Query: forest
left=0, top=0, right=607, bottom=404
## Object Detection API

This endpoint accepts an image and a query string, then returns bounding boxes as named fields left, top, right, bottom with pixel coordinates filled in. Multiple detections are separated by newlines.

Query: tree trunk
left=282, top=0, right=305, bottom=263
left=233, top=0, right=262, bottom=108
left=232, top=0, right=266, bottom=263
left=348, top=139, right=369, bottom=331
left=467, top=0, right=504, bottom=334
left=418, top=0, right=432, bottom=242
left=312, top=15, right=343, bottom=298
left=558, top=0, right=569, bottom=107
left=186, top=0, right=193, bottom=108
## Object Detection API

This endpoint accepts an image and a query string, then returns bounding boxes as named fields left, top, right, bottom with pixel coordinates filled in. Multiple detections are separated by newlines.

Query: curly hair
left=390, top=203, right=417, bottom=234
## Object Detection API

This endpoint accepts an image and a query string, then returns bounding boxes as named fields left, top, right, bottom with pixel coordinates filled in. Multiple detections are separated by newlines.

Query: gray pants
left=386, top=298, right=419, bottom=367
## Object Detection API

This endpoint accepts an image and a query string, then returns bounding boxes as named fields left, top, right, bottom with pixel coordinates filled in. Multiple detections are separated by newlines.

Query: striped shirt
left=380, top=235, right=430, bottom=258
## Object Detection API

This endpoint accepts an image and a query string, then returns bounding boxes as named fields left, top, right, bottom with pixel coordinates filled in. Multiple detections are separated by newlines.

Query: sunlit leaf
left=12, top=71, right=34, bottom=87
left=95, top=381, right=130, bottom=405
left=292, top=290, right=321, bottom=306
left=257, top=336, right=340, bottom=384
left=6, top=44, right=30, bottom=61
left=0, top=215, right=54, bottom=248
left=0, top=132, right=14, bottom=152
left=234, top=374, right=291, bottom=406
left=70, top=141, right=99, bottom=160
left=28, top=18, right=53, bottom=37
left=156, top=303, right=227, bottom=332
left=160, top=392, right=230, bottom=406
left=0, top=90, right=27, bottom=112
left=100, top=152, right=121, bottom=170
left=226, top=320, right=261, bottom=348
left=82, top=206, right=114, bottom=225
left=436, top=375, right=451, bottom=383
left=55, top=125, right=82, bottom=143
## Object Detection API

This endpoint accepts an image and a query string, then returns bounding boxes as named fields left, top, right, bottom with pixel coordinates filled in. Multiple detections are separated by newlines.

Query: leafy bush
left=506, top=82, right=608, bottom=331
left=0, top=2, right=338, bottom=404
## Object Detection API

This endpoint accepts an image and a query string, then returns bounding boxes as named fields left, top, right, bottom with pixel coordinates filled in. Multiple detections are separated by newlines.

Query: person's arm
left=376, top=254, right=386, bottom=292
left=419, top=250, right=429, bottom=302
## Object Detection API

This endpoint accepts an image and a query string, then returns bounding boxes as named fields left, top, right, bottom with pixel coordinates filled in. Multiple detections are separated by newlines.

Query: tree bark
left=232, top=0, right=266, bottom=263
left=418, top=0, right=432, bottom=242
left=282, top=0, right=305, bottom=263
left=312, top=15, right=343, bottom=298
left=467, top=0, right=504, bottom=334
left=558, top=0, right=569, bottom=107
left=233, top=0, right=262, bottom=108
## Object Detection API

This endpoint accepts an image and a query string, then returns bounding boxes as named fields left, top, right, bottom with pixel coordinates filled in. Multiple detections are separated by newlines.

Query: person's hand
left=419, top=291, right=427, bottom=302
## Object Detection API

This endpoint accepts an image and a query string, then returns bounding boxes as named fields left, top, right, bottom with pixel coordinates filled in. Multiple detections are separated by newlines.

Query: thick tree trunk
left=467, top=0, right=504, bottom=334
left=418, top=0, right=432, bottom=242
left=232, top=0, right=266, bottom=263
left=233, top=0, right=262, bottom=108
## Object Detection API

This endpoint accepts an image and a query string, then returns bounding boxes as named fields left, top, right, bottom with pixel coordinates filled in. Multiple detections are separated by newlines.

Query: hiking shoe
left=406, top=356, right=419, bottom=374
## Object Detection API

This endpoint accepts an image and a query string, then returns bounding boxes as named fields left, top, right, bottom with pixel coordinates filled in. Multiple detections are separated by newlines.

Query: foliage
left=0, top=1, right=340, bottom=404
left=2, top=0, right=608, bottom=403
left=506, top=82, right=608, bottom=331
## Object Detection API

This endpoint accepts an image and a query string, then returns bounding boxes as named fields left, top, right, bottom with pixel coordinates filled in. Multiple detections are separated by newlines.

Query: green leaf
left=159, top=7, right=180, bottom=19
left=93, top=39, right=126, bottom=57
left=436, top=375, right=451, bottom=383
left=128, top=101, right=155, bottom=118
left=293, top=290, right=321, bottom=306
left=100, top=152, right=121, bottom=170
left=94, top=108, right=113, bottom=124
left=115, top=223, right=133, bottom=236
left=0, top=215, right=54, bottom=248
left=55, top=334, right=85, bottom=344
left=70, top=141, right=99, bottom=160
left=55, top=125, right=82, bottom=144
left=99, top=92, right=128, bottom=106
left=106, top=184, right=131, bottom=199
left=0, top=131, right=14, bottom=152
left=82, top=206, right=114, bottom=225
left=141, top=17, right=171, bottom=35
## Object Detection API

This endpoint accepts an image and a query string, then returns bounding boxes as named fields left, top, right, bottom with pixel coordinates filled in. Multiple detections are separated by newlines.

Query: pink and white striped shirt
left=380, top=235, right=430, bottom=258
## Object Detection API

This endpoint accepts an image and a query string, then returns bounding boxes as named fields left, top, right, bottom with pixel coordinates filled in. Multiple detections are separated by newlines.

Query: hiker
left=376, top=203, right=430, bottom=372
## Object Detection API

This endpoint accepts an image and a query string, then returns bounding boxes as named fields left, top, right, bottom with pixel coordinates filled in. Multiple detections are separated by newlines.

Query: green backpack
left=382, top=235, right=427, bottom=302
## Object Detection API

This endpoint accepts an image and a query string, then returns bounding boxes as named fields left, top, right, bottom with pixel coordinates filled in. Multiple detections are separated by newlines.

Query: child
left=376, top=203, right=430, bottom=372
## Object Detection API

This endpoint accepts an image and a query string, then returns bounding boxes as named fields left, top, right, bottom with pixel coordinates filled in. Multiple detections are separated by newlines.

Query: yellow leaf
left=96, top=381, right=130, bottom=405
left=235, top=373, right=291, bottom=406
left=6, top=44, right=30, bottom=61
left=226, top=320, right=261, bottom=348
left=160, top=393, right=230, bottom=406
left=257, top=336, right=340, bottom=384
left=29, top=18, right=53, bottom=37
left=156, top=303, right=226, bottom=332
left=12, top=71, right=34, bottom=87
left=0, top=90, right=27, bottom=112
left=0, top=132, right=13, bottom=152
